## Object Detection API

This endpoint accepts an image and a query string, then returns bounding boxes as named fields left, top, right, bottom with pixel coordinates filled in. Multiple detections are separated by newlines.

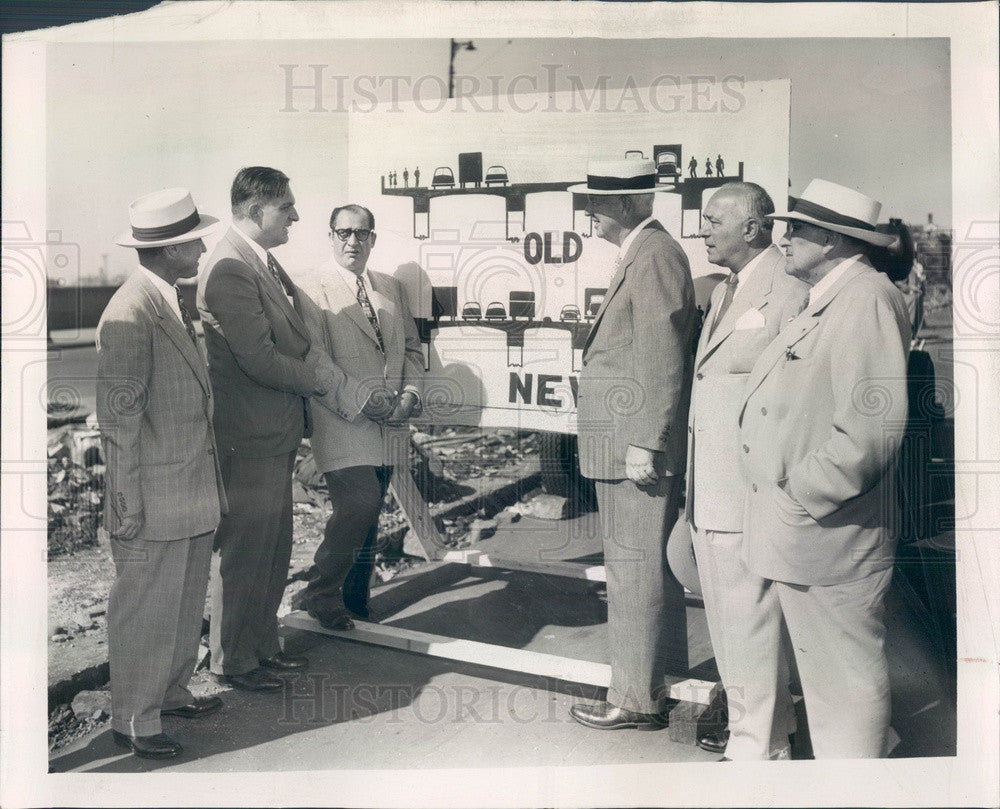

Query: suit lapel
left=323, top=267, right=381, bottom=346
left=738, top=258, right=871, bottom=420
left=584, top=223, right=659, bottom=354
left=134, top=272, right=210, bottom=393
left=698, top=246, right=780, bottom=366
left=225, top=228, right=310, bottom=344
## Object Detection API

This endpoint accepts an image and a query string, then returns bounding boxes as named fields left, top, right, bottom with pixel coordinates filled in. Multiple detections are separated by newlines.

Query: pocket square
left=734, top=308, right=766, bottom=331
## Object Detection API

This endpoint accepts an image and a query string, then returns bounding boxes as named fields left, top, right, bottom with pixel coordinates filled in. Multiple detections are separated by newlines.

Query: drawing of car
left=462, top=301, right=482, bottom=320
left=586, top=295, right=604, bottom=319
left=484, top=165, right=509, bottom=187
left=484, top=301, right=507, bottom=321
left=559, top=304, right=582, bottom=322
left=656, top=152, right=679, bottom=183
left=432, top=167, right=455, bottom=188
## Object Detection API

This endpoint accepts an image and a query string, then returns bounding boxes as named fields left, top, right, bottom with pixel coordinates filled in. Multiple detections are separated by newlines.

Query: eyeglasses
left=333, top=228, right=373, bottom=242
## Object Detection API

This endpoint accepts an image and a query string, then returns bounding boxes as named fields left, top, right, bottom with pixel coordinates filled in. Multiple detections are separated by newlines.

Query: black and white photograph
left=1, top=1, right=998, bottom=806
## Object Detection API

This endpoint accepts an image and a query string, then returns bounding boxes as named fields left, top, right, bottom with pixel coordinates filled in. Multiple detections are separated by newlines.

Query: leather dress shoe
left=569, top=701, right=668, bottom=730
left=259, top=652, right=309, bottom=671
left=112, top=730, right=182, bottom=759
left=219, top=668, right=283, bottom=692
left=308, top=607, right=355, bottom=632
left=697, top=728, right=729, bottom=755
left=161, top=695, right=223, bottom=718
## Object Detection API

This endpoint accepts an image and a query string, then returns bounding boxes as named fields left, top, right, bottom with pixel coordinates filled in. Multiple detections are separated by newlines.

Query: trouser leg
left=691, top=525, right=788, bottom=759
left=774, top=567, right=894, bottom=758
left=209, top=451, right=295, bottom=675
left=109, top=536, right=194, bottom=736
left=343, top=466, right=393, bottom=612
left=162, top=531, right=214, bottom=709
left=302, top=466, right=384, bottom=618
left=594, top=475, right=684, bottom=714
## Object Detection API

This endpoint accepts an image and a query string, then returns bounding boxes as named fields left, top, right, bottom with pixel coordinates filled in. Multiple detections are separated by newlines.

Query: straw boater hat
left=568, top=159, right=672, bottom=195
left=767, top=178, right=895, bottom=247
left=115, top=188, right=219, bottom=248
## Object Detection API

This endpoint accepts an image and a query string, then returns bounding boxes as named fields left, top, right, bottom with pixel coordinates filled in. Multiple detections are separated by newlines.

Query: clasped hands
left=625, top=444, right=663, bottom=487
left=362, top=387, right=421, bottom=426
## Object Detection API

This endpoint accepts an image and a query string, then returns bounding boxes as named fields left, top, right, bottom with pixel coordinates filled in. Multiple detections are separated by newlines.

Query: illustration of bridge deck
left=415, top=317, right=591, bottom=371
left=382, top=163, right=743, bottom=240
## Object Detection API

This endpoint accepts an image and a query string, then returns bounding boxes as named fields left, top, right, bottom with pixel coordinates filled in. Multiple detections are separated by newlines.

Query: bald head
left=700, top=182, right=775, bottom=272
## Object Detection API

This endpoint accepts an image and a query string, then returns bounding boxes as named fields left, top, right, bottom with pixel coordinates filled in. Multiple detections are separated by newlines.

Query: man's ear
left=369, top=232, right=377, bottom=249
left=247, top=200, right=263, bottom=227
left=744, top=218, right=760, bottom=242
left=821, top=230, right=841, bottom=255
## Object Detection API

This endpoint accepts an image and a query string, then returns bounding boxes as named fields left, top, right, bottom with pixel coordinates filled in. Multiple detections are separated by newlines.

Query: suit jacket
left=685, top=245, right=809, bottom=532
left=96, top=270, right=227, bottom=541
left=298, top=259, right=425, bottom=472
left=577, top=220, right=696, bottom=479
left=738, top=258, right=910, bottom=585
left=197, top=227, right=357, bottom=458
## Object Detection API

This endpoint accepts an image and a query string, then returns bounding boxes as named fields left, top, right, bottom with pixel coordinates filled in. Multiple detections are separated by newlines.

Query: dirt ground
left=47, top=430, right=542, bottom=751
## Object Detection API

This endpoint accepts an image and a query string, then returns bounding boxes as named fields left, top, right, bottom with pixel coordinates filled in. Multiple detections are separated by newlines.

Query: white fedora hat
left=115, top=187, right=220, bottom=248
left=568, top=158, right=671, bottom=195
left=768, top=178, right=895, bottom=247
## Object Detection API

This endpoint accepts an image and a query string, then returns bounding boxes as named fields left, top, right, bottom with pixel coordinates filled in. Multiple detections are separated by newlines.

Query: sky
left=43, top=36, right=949, bottom=284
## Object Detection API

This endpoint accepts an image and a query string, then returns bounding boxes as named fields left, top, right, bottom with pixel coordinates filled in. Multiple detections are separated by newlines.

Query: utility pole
left=448, top=39, right=476, bottom=99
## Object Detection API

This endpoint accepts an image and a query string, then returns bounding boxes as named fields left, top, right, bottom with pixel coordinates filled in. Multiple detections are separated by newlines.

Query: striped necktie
left=709, top=272, right=739, bottom=338
left=175, top=287, right=198, bottom=345
left=356, top=275, right=386, bottom=354
left=266, top=253, right=288, bottom=295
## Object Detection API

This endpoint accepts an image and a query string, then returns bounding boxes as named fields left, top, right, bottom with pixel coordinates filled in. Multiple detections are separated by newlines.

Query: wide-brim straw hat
left=568, top=159, right=672, bottom=195
left=115, top=187, right=220, bottom=248
left=767, top=178, right=895, bottom=247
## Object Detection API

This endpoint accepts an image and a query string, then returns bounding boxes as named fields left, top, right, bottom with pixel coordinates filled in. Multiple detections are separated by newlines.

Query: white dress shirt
left=139, top=266, right=184, bottom=324
left=809, top=254, right=863, bottom=306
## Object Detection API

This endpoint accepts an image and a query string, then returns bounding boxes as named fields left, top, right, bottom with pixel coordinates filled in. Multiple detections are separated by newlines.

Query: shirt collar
left=138, top=266, right=182, bottom=319
left=231, top=221, right=271, bottom=268
left=808, top=254, right=862, bottom=305
left=617, top=216, right=655, bottom=262
left=332, top=260, right=372, bottom=290
left=730, top=247, right=769, bottom=297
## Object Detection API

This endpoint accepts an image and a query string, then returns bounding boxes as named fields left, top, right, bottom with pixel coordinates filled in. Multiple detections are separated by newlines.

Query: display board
left=347, top=81, right=791, bottom=431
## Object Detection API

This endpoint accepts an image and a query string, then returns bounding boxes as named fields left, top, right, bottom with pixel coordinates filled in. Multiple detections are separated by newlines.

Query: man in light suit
left=198, top=168, right=392, bottom=691
left=739, top=178, right=908, bottom=758
left=680, top=182, right=808, bottom=759
left=295, top=204, right=424, bottom=630
left=98, top=188, right=226, bottom=758
left=567, top=159, right=696, bottom=729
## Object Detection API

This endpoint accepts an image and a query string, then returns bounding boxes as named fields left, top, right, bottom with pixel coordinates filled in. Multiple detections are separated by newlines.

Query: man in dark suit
left=198, top=167, right=391, bottom=691
left=567, top=159, right=696, bottom=729
left=98, top=188, right=226, bottom=758
left=295, top=204, right=424, bottom=629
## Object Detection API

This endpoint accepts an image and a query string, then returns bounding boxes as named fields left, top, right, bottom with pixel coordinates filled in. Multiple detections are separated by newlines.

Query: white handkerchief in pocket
left=735, top=308, right=766, bottom=331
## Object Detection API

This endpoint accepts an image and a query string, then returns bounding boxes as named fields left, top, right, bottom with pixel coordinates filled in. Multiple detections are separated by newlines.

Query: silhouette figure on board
left=689, top=156, right=698, bottom=178
left=705, top=158, right=713, bottom=177
left=414, top=167, right=421, bottom=188
left=403, top=168, right=409, bottom=188
left=716, top=154, right=725, bottom=177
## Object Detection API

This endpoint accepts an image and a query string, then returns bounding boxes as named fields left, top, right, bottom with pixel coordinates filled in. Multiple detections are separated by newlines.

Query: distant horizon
left=44, top=37, right=950, bottom=285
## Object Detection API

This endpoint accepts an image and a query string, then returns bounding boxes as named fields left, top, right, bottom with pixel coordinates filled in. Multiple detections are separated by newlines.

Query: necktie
left=709, top=272, right=739, bottom=338
left=175, top=287, right=198, bottom=345
left=266, top=253, right=288, bottom=295
left=356, top=275, right=386, bottom=354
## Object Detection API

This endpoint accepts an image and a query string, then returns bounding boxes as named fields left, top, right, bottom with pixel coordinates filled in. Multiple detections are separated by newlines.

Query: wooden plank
left=440, top=549, right=607, bottom=581
left=282, top=610, right=718, bottom=706
left=388, top=470, right=448, bottom=560
left=437, top=552, right=704, bottom=604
